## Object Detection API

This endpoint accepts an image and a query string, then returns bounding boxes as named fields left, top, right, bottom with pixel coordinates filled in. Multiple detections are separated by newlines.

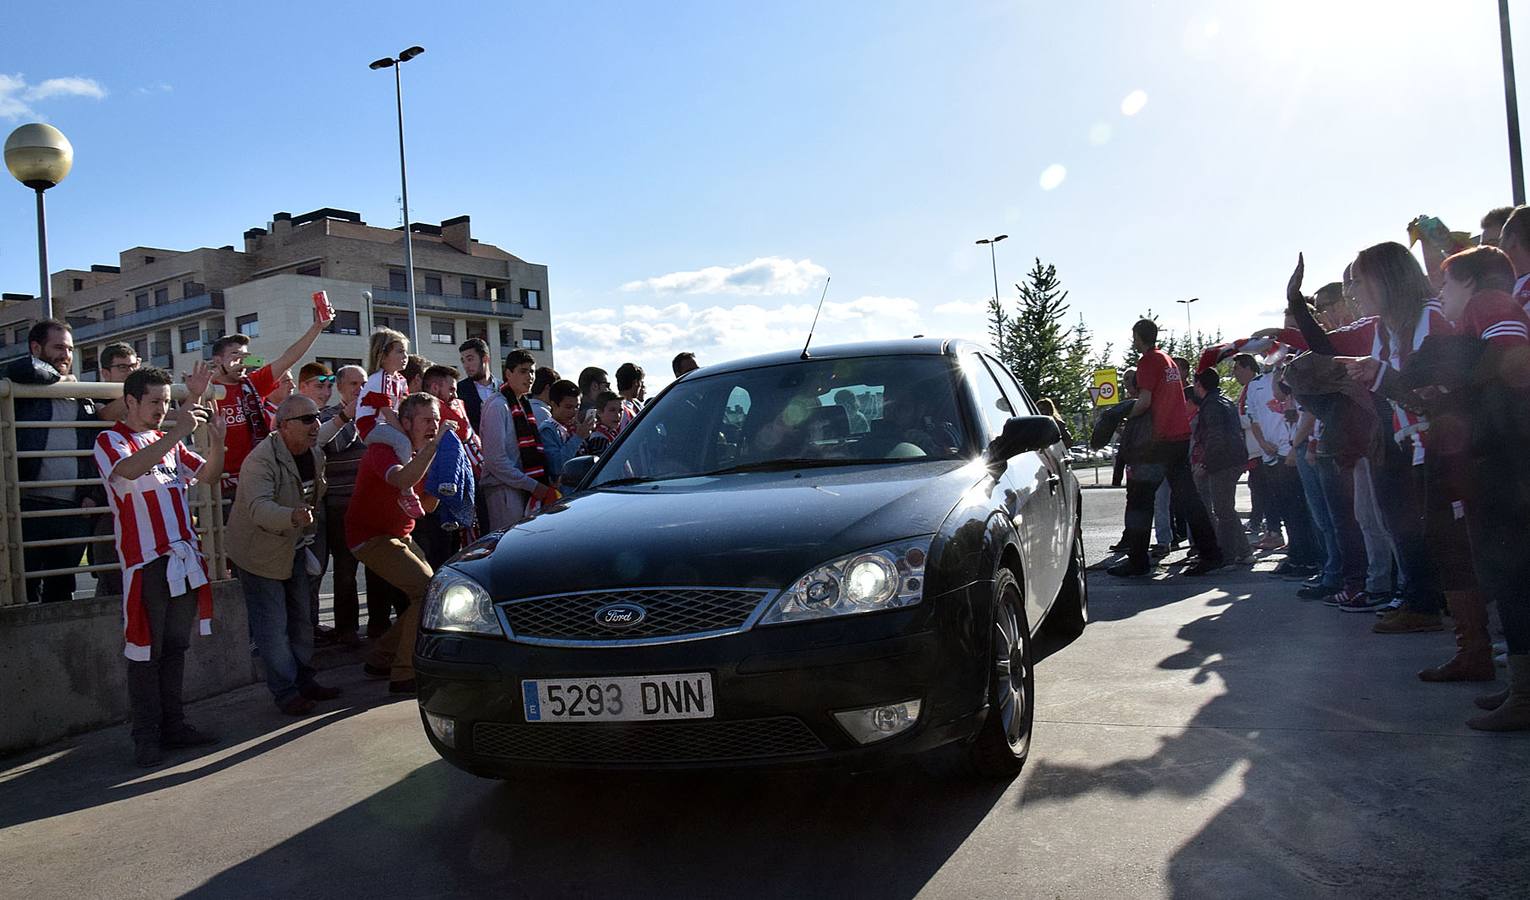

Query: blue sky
left=3, top=1, right=1528, bottom=386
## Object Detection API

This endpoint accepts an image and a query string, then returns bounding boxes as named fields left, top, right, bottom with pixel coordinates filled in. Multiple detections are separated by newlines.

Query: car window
left=591, top=355, right=970, bottom=486
left=981, top=355, right=1038, bottom=415
left=965, top=354, right=1014, bottom=441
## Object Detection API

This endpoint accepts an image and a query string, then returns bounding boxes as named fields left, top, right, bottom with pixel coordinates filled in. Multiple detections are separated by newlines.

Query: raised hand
left=184, top=360, right=212, bottom=402
left=174, top=404, right=210, bottom=440
left=1286, top=252, right=1305, bottom=307
left=207, top=407, right=227, bottom=444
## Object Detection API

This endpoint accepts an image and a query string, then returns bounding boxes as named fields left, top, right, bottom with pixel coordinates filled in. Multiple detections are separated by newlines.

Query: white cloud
left=934, top=299, right=989, bottom=316
left=135, top=82, right=174, bottom=96
left=621, top=256, right=828, bottom=296
left=0, top=73, right=108, bottom=120
left=553, top=294, right=991, bottom=391
left=1039, top=163, right=1068, bottom=191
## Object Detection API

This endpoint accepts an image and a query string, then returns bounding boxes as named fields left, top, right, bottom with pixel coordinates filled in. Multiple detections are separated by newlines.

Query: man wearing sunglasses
left=226, top=395, right=340, bottom=716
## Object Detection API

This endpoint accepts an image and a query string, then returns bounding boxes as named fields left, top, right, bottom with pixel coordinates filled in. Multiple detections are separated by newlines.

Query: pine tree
left=1001, top=259, right=1073, bottom=410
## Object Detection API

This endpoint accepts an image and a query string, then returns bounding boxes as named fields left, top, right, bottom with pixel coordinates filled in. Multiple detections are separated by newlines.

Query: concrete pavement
left=2, top=488, right=1528, bottom=899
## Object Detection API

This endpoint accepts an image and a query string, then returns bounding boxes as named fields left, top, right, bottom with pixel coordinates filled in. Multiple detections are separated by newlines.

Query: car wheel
left=1048, top=516, right=1089, bottom=638
left=965, top=568, right=1034, bottom=779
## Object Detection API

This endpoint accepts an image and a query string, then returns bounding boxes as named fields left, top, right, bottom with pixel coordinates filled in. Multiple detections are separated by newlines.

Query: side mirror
left=986, top=416, right=1061, bottom=467
left=562, top=454, right=598, bottom=490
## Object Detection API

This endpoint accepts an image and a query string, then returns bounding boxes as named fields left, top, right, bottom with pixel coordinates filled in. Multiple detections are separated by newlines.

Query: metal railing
left=370, top=288, right=524, bottom=318
left=0, top=378, right=228, bottom=606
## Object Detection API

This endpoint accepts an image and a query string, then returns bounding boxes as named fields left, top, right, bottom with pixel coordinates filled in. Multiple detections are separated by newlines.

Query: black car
left=415, top=339, right=1087, bottom=778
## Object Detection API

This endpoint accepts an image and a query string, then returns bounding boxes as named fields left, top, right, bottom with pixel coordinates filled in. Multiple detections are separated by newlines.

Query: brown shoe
left=1419, top=591, right=1496, bottom=682
left=1372, top=611, right=1445, bottom=634
left=1467, top=656, right=1530, bottom=731
left=1475, top=688, right=1511, bottom=711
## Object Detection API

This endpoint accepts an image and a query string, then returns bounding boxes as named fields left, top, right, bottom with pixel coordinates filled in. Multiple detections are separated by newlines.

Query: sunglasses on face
left=284, top=413, right=322, bottom=425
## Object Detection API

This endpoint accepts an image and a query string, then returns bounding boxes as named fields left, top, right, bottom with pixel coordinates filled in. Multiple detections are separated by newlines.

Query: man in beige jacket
left=228, top=395, right=339, bottom=715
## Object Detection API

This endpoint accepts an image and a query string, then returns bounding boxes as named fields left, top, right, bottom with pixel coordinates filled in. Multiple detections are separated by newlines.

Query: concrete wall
left=0, top=580, right=258, bottom=756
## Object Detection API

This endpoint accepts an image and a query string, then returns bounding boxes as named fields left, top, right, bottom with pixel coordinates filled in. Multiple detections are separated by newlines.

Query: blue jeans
left=1295, top=449, right=1340, bottom=585
left=239, top=550, right=316, bottom=706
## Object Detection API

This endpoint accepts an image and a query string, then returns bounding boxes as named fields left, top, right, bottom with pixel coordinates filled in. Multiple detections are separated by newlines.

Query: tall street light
left=975, top=234, right=1008, bottom=354
left=1177, top=297, right=1198, bottom=345
left=5, top=123, right=74, bottom=320
left=370, top=45, right=425, bottom=345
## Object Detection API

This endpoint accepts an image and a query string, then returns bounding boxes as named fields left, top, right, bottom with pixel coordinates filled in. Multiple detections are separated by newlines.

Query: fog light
left=424, top=711, right=456, bottom=748
left=832, top=699, right=922, bottom=745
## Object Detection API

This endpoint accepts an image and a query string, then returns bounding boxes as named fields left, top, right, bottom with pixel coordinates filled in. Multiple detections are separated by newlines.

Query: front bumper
left=414, top=596, right=989, bottom=774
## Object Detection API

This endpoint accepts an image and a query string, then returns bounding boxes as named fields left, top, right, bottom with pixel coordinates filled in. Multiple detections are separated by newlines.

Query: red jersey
left=441, top=398, right=484, bottom=471
left=1136, top=348, right=1191, bottom=441
left=93, top=422, right=213, bottom=660
left=346, top=444, right=416, bottom=548
left=1460, top=289, right=1530, bottom=346
left=214, top=364, right=278, bottom=486
left=356, top=370, right=407, bottom=439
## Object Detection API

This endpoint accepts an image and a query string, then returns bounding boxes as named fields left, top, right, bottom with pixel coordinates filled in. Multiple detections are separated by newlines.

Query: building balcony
left=72, top=292, right=225, bottom=343
left=370, top=288, right=524, bottom=318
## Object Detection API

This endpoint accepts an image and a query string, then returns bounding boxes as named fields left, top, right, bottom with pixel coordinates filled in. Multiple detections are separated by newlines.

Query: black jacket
left=5, top=356, right=100, bottom=500
left=458, top=377, right=488, bottom=432
left=1192, top=388, right=1246, bottom=473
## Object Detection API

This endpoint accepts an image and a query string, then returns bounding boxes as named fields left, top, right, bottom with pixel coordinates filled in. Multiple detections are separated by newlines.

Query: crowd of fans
left=6, top=304, right=698, bottom=766
left=1094, top=205, right=1530, bottom=734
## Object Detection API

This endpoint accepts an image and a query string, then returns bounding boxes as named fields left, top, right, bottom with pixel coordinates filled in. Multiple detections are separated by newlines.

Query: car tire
left=964, top=568, right=1034, bottom=779
left=1047, top=514, right=1089, bottom=640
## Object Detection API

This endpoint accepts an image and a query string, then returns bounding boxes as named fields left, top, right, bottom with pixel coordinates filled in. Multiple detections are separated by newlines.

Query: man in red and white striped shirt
left=95, top=364, right=226, bottom=768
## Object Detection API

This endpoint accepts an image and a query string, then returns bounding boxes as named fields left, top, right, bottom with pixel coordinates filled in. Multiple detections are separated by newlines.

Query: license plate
left=521, top=672, right=715, bottom=723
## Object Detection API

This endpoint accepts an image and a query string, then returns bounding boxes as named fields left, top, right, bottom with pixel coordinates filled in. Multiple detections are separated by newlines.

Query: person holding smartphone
left=538, top=379, right=595, bottom=483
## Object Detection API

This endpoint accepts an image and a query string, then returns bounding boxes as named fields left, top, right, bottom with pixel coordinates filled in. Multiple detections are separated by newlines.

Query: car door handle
left=1046, top=472, right=1061, bottom=491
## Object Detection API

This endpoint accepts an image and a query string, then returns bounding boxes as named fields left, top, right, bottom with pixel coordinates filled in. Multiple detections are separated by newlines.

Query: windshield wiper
left=593, top=475, right=662, bottom=487
left=694, top=457, right=898, bottom=477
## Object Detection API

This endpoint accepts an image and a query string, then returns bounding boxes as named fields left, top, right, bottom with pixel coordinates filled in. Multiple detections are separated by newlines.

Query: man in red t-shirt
left=203, top=307, right=333, bottom=498
left=347, top=392, right=445, bottom=693
left=1111, top=319, right=1225, bottom=578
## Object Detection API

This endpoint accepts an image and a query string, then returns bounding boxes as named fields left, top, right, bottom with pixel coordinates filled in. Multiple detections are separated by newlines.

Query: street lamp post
left=1501, top=0, right=1525, bottom=204
left=1177, top=297, right=1198, bottom=345
left=370, top=46, right=425, bottom=345
left=975, top=234, right=1009, bottom=354
left=5, top=124, right=74, bottom=320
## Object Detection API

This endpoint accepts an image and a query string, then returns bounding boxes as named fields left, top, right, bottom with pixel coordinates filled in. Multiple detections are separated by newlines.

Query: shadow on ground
left=184, top=761, right=1010, bottom=899
left=1018, top=578, right=1530, bottom=898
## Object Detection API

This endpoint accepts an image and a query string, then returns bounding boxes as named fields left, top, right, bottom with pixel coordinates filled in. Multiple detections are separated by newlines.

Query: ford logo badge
left=595, top=603, right=647, bottom=629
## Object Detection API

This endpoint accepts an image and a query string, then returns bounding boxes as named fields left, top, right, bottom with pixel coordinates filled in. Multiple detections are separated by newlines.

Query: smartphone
left=242, top=355, right=265, bottom=368
left=583, top=409, right=597, bottom=424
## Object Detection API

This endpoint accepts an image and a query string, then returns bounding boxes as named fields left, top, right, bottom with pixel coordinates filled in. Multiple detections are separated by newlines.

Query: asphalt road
left=3, top=487, right=1528, bottom=899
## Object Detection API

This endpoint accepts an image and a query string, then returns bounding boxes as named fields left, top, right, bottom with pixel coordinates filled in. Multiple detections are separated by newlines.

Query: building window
left=133, top=337, right=148, bottom=357
left=465, top=319, right=488, bottom=342
left=521, top=289, right=541, bottom=310
left=72, top=278, right=84, bottom=292
left=154, top=287, right=169, bottom=306
left=296, top=264, right=321, bottom=277
left=316, top=356, right=363, bottom=372
left=375, top=313, right=404, bottom=333
left=14, top=326, right=26, bottom=346
left=425, top=275, right=443, bottom=296
left=182, top=280, right=198, bottom=297
left=144, top=255, right=156, bottom=264
left=135, top=292, right=149, bottom=311
left=236, top=313, right=260, bottom=338
left=332, top=309, right=361, bottom=336
left=430, top=318, right=455, bottom=345
left=460, top=278, right=478, bottom=299
left=101, top=303, right=116, bottom=320
left=521, top=329, right=545, bottom=351
left=0, top=333, right=7, bottom=348
left=181, top=325, right=201, bottom=353
left=499, top=323, right=514, bottom=350
left=82, top=347, right=98, bottom=375
left=388, top=269, right=408, bottom=292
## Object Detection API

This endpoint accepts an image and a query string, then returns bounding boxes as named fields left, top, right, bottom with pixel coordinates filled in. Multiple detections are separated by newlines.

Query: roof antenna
left=801, top=276, right=831, bottom=360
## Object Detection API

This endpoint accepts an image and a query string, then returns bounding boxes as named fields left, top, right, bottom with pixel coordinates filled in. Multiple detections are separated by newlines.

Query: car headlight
left=760, top=538, right=932, bottom=625
left=421, top=568, right=502, bottom=636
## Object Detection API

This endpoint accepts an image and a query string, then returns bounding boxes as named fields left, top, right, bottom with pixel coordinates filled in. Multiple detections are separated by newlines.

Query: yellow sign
left=1093, top=369, right=1120, bottom=406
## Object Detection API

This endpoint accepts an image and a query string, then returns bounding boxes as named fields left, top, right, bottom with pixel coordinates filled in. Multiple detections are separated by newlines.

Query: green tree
left=998, top=259, right=1075, bottom=414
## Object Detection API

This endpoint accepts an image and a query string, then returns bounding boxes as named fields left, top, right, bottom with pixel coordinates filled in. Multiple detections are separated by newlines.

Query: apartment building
left=0, top=207, right=552, bottom=378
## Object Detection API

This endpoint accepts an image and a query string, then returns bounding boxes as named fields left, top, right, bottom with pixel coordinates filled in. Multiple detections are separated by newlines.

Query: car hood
left=465, top=461, right=981, bottom=599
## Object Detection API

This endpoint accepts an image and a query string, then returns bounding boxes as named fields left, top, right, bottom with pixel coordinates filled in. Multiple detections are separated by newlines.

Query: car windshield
left=590, top=355, right=972, bottom=487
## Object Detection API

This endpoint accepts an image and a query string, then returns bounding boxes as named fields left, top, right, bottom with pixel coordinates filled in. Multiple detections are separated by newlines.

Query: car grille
left=472, top=717, right=826, bottom=763
left=499, top=588, right=770, bottom=643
